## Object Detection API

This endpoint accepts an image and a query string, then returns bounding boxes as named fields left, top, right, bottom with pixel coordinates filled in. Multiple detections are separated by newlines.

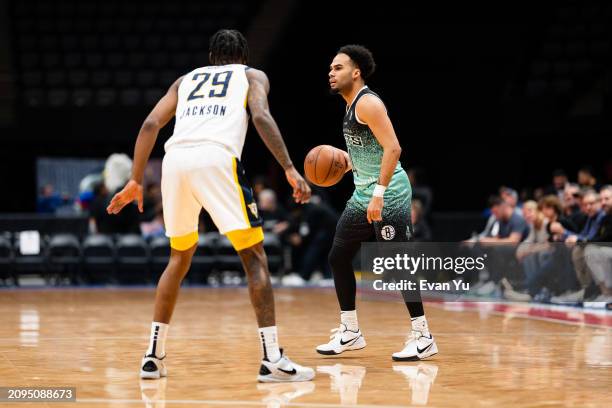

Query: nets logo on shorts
left=381, top=225, right=395, bottom=240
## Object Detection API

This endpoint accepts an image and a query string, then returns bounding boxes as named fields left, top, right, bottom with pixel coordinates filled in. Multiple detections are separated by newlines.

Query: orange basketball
left=303, top=145, right=348, bottom=187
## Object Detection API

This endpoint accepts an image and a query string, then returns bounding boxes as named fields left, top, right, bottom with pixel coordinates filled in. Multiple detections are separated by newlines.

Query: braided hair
left=209, top=29, right=249, bottom=65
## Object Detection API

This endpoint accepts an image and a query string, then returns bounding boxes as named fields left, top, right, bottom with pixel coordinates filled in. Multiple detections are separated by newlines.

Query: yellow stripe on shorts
left=169, top=231, right=199, bottom=251
left=232, top=157, right=250, bottom=225
left=226, top=227, right=264, bottom=251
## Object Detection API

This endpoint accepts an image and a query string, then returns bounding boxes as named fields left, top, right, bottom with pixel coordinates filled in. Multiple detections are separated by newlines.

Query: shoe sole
left=392, top=351, right=438, bottom=361
left=257, top=374, right=315, bottom=383
left=316, top=344, right=367, bottom=355
left=316, top=341, right=367, bottom=356
left=140, top=369, right=167, bottom=379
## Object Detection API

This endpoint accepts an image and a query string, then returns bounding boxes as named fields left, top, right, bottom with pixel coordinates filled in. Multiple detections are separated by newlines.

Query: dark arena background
left=0, top=1, right=610, bottom=407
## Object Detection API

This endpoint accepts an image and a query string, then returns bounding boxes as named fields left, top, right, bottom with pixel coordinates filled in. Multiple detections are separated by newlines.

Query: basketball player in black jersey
left=315, top=45, right=438, bottom=361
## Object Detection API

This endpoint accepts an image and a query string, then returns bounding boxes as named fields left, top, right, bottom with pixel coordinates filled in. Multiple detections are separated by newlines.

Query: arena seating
left=0, top=231, right=282, bottom=285
left=10, top=0, right=258, bottom=108
left=509, top=0, right=612, bottom=127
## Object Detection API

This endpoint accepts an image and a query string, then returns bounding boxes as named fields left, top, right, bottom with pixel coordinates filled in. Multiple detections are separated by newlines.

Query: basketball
left=304, top=145, right=348, bottom=187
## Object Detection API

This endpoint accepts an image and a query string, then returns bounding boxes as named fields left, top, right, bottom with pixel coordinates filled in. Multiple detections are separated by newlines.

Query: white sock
left=411, top=316, right=430, bottom=337
left=259, top=326, right=281, bottom=363
left=146, top=322, right=168, bottom=358
left=341, top=310, right=359, bottom=331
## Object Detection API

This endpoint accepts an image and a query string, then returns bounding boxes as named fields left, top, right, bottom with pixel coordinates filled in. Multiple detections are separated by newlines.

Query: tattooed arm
left=246, top=68, right=311, bottom=204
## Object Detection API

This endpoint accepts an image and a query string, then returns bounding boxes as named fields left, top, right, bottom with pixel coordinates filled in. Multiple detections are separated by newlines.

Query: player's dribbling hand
left=285, top=166, right=311, bottom=204
left=106, top=179, right=144, bottom=214
left=367, top=196, right=383, bottom=223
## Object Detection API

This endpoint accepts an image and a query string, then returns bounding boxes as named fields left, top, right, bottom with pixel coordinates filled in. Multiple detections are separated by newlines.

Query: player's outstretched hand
left=367, top=196, right=383, bottom=224
left=285, top=166, right=311, bottom=204
left=106, top=179, right=144, bottom=214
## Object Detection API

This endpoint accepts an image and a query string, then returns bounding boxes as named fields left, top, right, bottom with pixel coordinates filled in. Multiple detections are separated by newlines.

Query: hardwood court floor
left=0, top=287, right=610, bottom=407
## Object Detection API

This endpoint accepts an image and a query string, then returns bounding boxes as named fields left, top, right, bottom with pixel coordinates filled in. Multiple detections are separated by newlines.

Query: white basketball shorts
left=161, top=143, right=263, bottom=250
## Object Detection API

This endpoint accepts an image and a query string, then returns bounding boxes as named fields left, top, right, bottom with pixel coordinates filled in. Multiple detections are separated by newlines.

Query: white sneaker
left=475, top=280, right=498, bottom=296
left=392, top=330, right=438, bottom=361
left=140, top=354, right=167, bottom=379
left=501, top=278, right=532, bottom=302
left=258, top=351, right=315, bottom=383
left=316, top=324, right=366, bottom=355
left=550, top=288, right=585, bottom=304
left=309, top=271, right=324, bottom=284
left=583, top=294, right=612, bottom=309
left=281, top=273, right=306, bottom=287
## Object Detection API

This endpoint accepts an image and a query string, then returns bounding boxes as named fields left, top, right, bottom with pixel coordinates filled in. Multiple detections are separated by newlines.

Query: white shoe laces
left=405, top=329, right=423, bottom=345
left=329, top=324, right=348, bottom=340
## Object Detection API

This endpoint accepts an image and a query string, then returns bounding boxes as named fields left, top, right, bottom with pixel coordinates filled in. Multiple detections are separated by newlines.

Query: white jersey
left=165, top=64, right=249, bottom=158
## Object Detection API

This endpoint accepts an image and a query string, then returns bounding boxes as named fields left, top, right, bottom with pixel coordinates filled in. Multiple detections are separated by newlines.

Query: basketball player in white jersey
left=107, top=29, right=314, bottom=382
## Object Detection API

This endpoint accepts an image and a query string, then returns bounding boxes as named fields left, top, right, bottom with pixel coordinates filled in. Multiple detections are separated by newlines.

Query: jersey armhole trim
left=354, top=93, right=387, bottom=125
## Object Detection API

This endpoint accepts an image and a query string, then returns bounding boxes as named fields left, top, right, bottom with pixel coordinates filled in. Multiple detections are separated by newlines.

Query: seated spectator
left=466, top=195, right=501, bottom=242
left=258, top=189, right=290, bottom=236
left=89, top=154, right=140, bottom=234
left=543, top=169, right=568, bottom=201
left=466, top=195, right=529, bottom=296
left=561, top=183, right=587, bottom=232
left=520, top=200, right=549, bottom=244
left=505, top=201, right=553, bottom=301
left=551, top=190, right=605, bottom=243
left=252, top=175, right=268, bottom=199
left=550, top=190, right=606, bottom=303
left=578, top=166, right=600, bottom=191
left=37, top=184, right=72, bottom=213
left=141, top=183, right=162, bottom=223
left=500, top=187, right=522, bottom=213
left=541, top=195, right=578, bottom=241
left=141, top=203, right=165, bottom=240
left=283, top=195, right=339, bottom=284
left=411, top=199, right=432, bottom=241
left=583, top=185, right=612, bottom=303
left=532, top=187, right=545, bottom=202
left=478, top=196, right=529, bottom=244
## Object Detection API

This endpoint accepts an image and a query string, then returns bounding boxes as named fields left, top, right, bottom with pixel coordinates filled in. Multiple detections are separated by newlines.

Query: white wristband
left=373, top=184, right=387, bottom=197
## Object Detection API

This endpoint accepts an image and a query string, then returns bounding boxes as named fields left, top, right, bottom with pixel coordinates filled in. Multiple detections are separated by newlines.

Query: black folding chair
left=116, top=234, right=149, bottom=284
left=48, top=233, right=81, bottom=285
left=82, top=234, right=115, bottom=284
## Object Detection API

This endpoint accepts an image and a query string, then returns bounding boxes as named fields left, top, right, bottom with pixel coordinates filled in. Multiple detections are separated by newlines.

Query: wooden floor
left=0, top=287, right=610, bottom=407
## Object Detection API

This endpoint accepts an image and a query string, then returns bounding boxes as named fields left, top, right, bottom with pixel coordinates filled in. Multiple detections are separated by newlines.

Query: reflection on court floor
left=0, top=287, right=610, bottom=407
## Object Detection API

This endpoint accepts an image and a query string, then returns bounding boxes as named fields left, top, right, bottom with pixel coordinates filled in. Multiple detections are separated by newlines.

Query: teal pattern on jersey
left=342, top=87, right=411, bottom=209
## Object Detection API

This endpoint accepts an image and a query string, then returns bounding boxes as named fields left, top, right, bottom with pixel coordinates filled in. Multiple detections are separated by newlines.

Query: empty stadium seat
left=0, top=233, right=14, bottom=284
left=13, top=233, right=48, bottom=282
left=216, top=234, right=242, bottom=273
left=189, top=232, right=218, bottom=283
left=12, top=0, right=255, bottom=108
left=82, top=234, right=115, bottom=284
left=95, top=88, right=116, bottom=106
left=150, top=236, right=170, bottom=282
left=263, top=233, right=283, bottom=274
left=47, top=233, right=81, bottom=285
left=116, top=234, right=149, bottom=284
